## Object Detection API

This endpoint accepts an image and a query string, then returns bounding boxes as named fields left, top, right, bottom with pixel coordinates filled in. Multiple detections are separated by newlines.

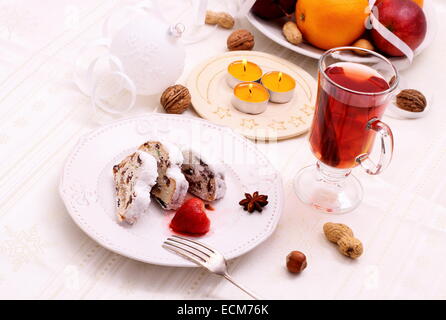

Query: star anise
left=239, top=191, right=268, bottom=213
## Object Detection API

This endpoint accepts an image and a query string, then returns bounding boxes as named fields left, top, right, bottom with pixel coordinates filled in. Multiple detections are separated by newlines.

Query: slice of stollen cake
left=138, top=140, right=188, bottom=210
left=113, top=151, right=158, bottom=224
left=181, top=149, right=226, bottom=202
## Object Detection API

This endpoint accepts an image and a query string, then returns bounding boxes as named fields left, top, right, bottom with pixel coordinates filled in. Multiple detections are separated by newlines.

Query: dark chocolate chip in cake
left=164, top=175, right=171, bottom=187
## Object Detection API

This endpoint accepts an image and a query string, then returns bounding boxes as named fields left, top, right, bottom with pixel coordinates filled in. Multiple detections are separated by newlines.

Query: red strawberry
left=170, top=198, right=210, bottom=236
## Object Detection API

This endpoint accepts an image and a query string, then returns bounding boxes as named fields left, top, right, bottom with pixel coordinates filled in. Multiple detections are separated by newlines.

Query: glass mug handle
left=356, top=118, right=394, bottom=175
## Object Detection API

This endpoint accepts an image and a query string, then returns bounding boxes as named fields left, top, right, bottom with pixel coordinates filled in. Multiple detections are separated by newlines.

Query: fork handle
left=223, top=273, right=261, bottom=300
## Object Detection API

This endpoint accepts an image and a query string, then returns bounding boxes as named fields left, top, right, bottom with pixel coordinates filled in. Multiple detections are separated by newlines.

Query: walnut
left=160, top=85, right=191, bottom=114
left=396, top=89, right=427, bottom=112
left=227, top=29, right=255, bottom=51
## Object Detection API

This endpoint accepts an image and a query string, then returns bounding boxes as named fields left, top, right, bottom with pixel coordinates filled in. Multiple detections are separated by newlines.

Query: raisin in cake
left=113, top=151, right=158, bottom=224
left=138, top=140, right=188, bottom=210
left=181, top=149, right=226, bottom=201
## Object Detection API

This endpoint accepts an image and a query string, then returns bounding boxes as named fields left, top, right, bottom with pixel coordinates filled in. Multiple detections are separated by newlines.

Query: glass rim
left=318, top=46, right=399, bottom=96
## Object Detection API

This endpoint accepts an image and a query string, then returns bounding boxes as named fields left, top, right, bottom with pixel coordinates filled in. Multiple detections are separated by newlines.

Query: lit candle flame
left=248, top=83, right=253, bottom=96
left=242, top=59, right=247, bottom=72
left=278, top=72, right=283, bottom=83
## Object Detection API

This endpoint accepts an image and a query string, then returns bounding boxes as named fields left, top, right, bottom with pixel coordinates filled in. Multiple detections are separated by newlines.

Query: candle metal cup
left=226, top=60, right=263, bottom=89
left=231, top=82, right=270, bottom=115
left=261, top=71, right=296, bottom=103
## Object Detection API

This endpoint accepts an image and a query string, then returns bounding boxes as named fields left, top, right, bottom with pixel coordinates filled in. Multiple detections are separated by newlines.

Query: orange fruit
left=409, top=0, right=424, bottom=7
left=296, top=0, right=369, bottom=50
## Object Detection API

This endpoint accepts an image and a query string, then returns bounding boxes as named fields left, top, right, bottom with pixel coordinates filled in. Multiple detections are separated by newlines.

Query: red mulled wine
left=309, top=62, right=390, bottom=169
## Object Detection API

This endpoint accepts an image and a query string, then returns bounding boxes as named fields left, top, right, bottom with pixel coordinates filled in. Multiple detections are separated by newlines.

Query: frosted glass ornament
left=109, top=13, right=185, bottom=95
left=74, top=2, right=186, bottom=116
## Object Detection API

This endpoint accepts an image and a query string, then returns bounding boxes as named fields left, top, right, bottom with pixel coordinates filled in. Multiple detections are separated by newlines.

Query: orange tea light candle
left=232, top=82, right=270, bottom=114
left=227, top=59, right=263, bottom=88
left=261, top=71, right=296, bottom=103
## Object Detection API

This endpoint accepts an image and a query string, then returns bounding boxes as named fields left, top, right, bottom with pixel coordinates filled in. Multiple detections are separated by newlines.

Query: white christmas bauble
left=110, top=13, right=185, bottom=95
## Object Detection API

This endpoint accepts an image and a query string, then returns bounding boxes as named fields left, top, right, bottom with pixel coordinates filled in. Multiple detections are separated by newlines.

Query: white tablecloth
left=1, top=0, right=445, bottom=299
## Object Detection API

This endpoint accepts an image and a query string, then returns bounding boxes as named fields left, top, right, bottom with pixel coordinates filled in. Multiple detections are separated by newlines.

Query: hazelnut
left=286, top=251, right=307, bottom=274
left=160, top=85, right=191, bottom=114
left=352, top=39, right=374, bottom=56
left=227, top=29, right=255, bottom=51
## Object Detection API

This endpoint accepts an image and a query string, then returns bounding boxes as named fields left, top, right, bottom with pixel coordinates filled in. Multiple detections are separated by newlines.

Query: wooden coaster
left=187, top=51, right=317, bottom=141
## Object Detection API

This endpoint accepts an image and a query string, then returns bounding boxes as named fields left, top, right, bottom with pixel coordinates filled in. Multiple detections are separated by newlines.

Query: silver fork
left=163, top=235, right=261, bottom=300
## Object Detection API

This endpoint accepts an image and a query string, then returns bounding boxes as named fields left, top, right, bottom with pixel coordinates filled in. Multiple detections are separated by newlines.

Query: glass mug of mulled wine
left=294, top=47, right=398, bottom=214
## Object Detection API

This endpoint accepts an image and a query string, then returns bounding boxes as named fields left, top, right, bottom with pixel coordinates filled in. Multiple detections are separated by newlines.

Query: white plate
left=246, top=0, right=437, bottom=70
left=59, top=114, right=284, bottom=267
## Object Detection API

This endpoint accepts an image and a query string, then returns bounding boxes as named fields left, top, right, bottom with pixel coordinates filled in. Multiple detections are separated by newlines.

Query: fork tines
left=162, top=235, right=215, bottom=266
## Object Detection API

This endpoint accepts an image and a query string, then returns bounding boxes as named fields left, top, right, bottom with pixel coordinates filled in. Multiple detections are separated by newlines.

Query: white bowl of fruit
left=246, top=0, right=436, bottom=69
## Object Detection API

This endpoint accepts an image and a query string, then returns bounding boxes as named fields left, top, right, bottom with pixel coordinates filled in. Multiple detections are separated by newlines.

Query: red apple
left=371, top=0, right=427, bottom=57
left=251, top=0, right=297, bottom=20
